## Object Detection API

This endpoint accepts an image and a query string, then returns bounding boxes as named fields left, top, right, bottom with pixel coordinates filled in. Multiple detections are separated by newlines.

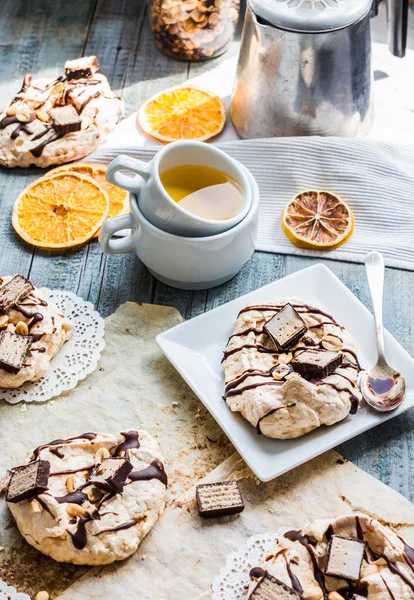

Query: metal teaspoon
left=359, top=251, right=406, bottom=411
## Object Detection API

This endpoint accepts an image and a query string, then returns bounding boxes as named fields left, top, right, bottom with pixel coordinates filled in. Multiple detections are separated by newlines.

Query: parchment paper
left=57, top=450, right=414, bottom=600
left=0, top=303, right=234, bottom=598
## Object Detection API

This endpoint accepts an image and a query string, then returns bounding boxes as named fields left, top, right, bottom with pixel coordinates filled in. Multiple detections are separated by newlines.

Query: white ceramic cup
left=99, top=164, right=259, bottom=290
left=105, top=140, right=252, bottom=237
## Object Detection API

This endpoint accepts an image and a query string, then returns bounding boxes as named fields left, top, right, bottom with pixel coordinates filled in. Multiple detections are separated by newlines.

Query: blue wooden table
left=0, top=0, right=413, bottom=506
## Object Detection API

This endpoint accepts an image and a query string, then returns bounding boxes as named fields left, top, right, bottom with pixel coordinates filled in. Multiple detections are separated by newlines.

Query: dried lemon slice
left=137, top=86, right=226, bottom=143
left=281, top=190, right=354, bottom=250
left=12, top=172, right=109, bottom=249
left=43, top=163, right=129, bottom=237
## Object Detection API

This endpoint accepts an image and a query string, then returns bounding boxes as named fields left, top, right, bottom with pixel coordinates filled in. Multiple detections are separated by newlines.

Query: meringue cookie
left=249, top=513, right=414, bottom=600
left=0, top=276, right=73, bottom=388
left=7, top=430, right=168, bottom=565
left=0, top=57, right=124, bottom=168
left=222, top=298, right=362, bottom=439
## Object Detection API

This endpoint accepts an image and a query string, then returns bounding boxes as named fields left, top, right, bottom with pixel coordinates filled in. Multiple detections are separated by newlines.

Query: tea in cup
left=105, top=141, right=252, bottom=237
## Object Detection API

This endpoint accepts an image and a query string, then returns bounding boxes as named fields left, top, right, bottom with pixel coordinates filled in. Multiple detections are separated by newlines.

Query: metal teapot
left=230, top=0, right=409, bottom=138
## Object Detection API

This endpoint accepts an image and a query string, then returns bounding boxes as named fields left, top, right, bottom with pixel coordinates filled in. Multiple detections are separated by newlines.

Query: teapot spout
left=387, top=0, right=409, bottom=57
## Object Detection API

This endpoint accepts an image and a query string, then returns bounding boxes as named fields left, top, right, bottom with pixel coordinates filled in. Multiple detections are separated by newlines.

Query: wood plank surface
left=0, top=0, right=413, bottom=519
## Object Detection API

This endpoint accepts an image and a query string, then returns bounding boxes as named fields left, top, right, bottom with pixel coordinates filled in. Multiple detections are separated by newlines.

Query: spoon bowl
left=360, top=361, right=406, bottom=412
left=360, top=251, right=406, bottom=412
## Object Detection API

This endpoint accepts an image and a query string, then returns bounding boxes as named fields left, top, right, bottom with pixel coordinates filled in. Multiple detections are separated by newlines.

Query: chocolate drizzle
left=30, top=133, right=60, bottom=157
left=49, top=447, right=64, bottom=459
left=69, top=516, right=92, bottom=550
left=12, top=304, right=44, bottom=330
left=128, top=458, right=168, bottom=487
left=237, top=304, right=336, bottom=322
left=34, top=495, right=54, bottom=517
left=284, top=555, right=304, bottom=595
left=55, top=490, right=88, bottom=505
left=224, top=380, right=283, bottom=399
left=0, top=113, right=36, bottom=139
left=383, top=556, right=414, bottom=592
left=114, top=431, right=140, bottom=455
left=32, top=432, right=97, bottom=460
left=380, top=574, right=396, bottom=600
left=284, top=530, right=328, bottom=599
left=31, top=126, right=52, bottom=141
left=79, top=91, right=101, bottom=113
left=28, top=430, right=167, bottom=553
left=222, top=343, right=279, bottom=362
left=223, top=303, right=361, bottom=420
left=398, top=536, right=414, bottom=575
left=249, top=566, right=266, bottom=580
left=50, top=465, right=95, bottom=476
left=96, top=519, right=138, bottom=536
left=355, top=516, right=363, bottom=541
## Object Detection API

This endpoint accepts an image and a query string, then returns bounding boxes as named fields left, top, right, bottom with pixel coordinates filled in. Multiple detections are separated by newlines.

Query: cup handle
left=99, top=213, right=137, bottom=255
left=106, top=155, right=150, bottom=194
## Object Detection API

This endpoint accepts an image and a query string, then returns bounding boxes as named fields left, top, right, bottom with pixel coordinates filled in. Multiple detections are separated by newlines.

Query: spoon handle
left=364, top=251, right=386, bottom=362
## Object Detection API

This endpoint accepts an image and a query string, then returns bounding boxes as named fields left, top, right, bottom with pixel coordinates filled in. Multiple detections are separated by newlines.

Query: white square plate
left=156, top=264, right=414, bottom=481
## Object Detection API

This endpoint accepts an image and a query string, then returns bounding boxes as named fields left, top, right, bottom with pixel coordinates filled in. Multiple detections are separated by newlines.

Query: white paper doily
left=0, top=289, right=105, bottom=404
left=0, top=580, right=30, bottom=600
left=212, top=528, right=291, bottom=600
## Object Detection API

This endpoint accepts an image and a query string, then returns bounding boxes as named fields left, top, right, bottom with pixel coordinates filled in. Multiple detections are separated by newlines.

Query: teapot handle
left=387, top=0, right=408, bottom=58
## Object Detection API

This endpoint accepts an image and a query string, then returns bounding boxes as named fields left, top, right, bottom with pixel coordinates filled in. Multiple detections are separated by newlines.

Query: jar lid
left=248, top=0, right=372, bottom=33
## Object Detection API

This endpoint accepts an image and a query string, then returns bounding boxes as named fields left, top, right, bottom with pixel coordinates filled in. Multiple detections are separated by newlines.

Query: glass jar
left=149, top=0, right=240, bottom=61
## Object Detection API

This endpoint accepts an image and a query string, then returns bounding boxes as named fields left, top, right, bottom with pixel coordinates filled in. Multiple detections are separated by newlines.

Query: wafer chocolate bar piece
left=325, top=535, right=365, bottom=582
left=49, top=105, right=81, bottom=136
left=264, top=304, right=307, bottom=351
left=0, top=330, right=33, bottom=374
left=291, top=349, right=342, bottom=380
left=250, top=572, right=300, bottom=599
left=64, top=56, right=99, bottom=80
left=0, top=274, right=34, bottom=313
left=6, top=460, right=50, bottom=503
left=196, top=480, right=244, bottom=518
left=89, top=457, right=133, bottom=494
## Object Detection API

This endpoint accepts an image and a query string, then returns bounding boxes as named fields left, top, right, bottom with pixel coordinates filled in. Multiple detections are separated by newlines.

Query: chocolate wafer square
left=49, top=105, right=81, bottom=135
left=6, top=460, right=50, bottom=503
left=0, top=330, right=33, bottom=374
left=250, top=572, right=300, bottom=599
left=0, top=275, right=33, bottom=313
left=325, top=535, right=365, bottom=582
left=64, top=56, right=99, bottom=80
left=291, top=349, right=342, bottom=380
left=196, top=480, right=244, bottom=518
left=264, top=304, right=307, bottom=351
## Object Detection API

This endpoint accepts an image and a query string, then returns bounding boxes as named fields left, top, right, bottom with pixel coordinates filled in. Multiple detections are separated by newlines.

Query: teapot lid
left=248, top=0, right=372, bottom=33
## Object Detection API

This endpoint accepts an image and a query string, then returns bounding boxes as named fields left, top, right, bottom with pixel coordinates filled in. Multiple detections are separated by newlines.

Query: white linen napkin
left=89, top=138, right=414, bottom=270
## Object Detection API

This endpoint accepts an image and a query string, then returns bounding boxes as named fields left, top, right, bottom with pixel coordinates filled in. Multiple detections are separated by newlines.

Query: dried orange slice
left=137, top=86, right=226, bottom=143
left=281, top=190, right=354, bottom=250
left=12, top=172, right=109, bottom=249
left=43, top=163, right=129, bottom=236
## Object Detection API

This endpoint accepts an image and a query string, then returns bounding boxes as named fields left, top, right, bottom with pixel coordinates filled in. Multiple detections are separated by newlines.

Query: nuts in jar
left=149, top=0, right=240, bottom=61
